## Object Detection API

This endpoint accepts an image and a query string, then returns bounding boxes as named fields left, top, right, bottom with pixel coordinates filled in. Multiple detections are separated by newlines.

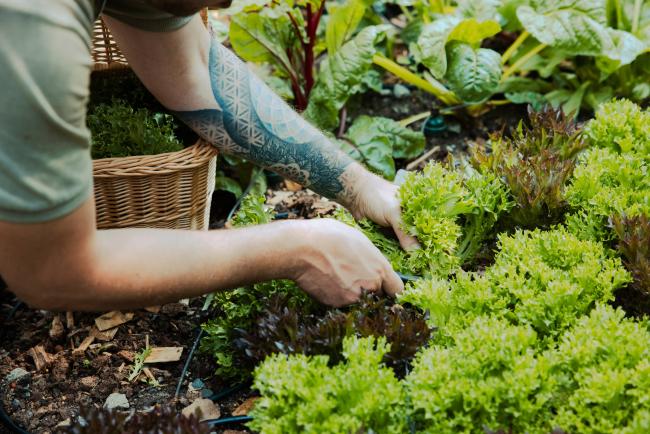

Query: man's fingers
left=382, top=266, right=404, bottom=297
left=393, top=221, right=420, bottom=251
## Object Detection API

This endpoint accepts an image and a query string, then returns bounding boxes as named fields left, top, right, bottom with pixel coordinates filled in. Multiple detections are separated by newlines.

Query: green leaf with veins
left=416, top=16, right=461, bottom=79
left=229, top=13, right=293, bottom=71
left=526, top=0, right=607, bottom=23
left=417, top=17, right=501, bottom=79
left=448, top=18, right=502, bottom=45
left=445, top=41, right=502, bottom=103
left=304, top=26, right=385, bottom=130
left=456, top=0, right=504, bottom=21
left=597, top=28, right=646, bottom=73
left=345, top=116, right=425, bottom=179
left=516, top=1, right=612, bottom=56
left=215, top=172, right=244, bottom=197
left=325, top=0, right=368, bottom=55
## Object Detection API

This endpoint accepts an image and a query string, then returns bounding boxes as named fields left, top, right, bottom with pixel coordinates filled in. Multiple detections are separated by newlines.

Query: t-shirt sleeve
left=0, top=0, right=94, bottom=223
left=102, top=0, right=195, bottom=32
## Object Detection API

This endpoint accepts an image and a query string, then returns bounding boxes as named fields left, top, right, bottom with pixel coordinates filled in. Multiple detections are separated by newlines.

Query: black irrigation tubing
left=207, top=382, right=250, bottom=402
left=273, top=211, right=289, bottom=220
left=202, top=415, right=254, bottom=428
left=173, top=328, right=204, bottom=399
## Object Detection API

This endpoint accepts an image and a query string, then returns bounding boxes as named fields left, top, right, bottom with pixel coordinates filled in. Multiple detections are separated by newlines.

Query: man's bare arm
left=0, top=199, right=401, bottom=311
left=104, top=15, right=417, bottom=248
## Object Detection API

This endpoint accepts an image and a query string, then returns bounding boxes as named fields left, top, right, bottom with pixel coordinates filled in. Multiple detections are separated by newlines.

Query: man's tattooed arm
left=174, top=38, right=356, bottom=200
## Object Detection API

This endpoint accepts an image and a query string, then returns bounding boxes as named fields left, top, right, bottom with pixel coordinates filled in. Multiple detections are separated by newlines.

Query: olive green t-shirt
left=0, top=0, right=193, bottom=223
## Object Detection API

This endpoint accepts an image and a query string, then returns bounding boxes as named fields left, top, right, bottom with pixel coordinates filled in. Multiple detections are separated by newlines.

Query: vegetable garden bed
left=2, top=0, right=650, bottom=432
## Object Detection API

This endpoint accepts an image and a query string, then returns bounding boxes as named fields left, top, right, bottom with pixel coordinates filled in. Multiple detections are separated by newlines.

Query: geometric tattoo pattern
left=175, top=38, right=354, bottom=198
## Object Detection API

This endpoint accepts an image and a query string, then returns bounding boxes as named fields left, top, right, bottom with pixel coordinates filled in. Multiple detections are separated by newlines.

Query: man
left=0, top=0, right=417, bottom=311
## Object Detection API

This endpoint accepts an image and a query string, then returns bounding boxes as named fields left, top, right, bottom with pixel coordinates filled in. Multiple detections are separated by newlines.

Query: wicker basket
left=90, top=18, right=129, bottom=71
left=90, top=10, right=217, bottom=230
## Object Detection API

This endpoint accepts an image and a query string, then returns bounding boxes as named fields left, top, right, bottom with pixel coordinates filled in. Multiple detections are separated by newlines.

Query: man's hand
left=341, top=166, right=419, bottom=251
left=289, top=219, right=404, bottom=307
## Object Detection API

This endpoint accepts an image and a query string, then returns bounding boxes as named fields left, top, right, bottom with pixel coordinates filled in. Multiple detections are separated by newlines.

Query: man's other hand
left=288, top=219, right=404, bottom=307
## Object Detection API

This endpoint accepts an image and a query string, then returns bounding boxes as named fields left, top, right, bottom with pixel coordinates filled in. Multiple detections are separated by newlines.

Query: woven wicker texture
left=91, top=19, right=128, bottom=71
left=91, top=9, right=217, bottom=231
left=93, top=141, right=218, bottom=230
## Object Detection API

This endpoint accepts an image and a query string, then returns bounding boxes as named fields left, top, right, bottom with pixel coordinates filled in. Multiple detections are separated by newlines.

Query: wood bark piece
left=144, top=306, right=161, bottom=313
left=72, top=336, right=96, bottom=356
left=94, top=311, right=134, bottom=331
left=90, top=326, right=118, bottom=342
left=49, top=315, right=65, bottom=340
left=65, top=312, right=75, bottom=329
left=143, top=347, right=183, bottom=363
left=232, top=397, right=259, bottom=416
left=28, top=345, right=53, bottom=371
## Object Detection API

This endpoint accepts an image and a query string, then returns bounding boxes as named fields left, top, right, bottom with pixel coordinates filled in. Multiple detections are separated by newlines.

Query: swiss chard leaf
left=304, top=26, right=385, bottom=130
left=345, top=115, right=425, bottom=179
left=597, top=28, right=646, bottom=72
left=456, top=0, right=504, bottom=21
left=444, top=41, right=503, bottom=103
left=416, top=16, right=501, bottom=79
left=415, top=15, right=461, bottom=79
left=325, top=0, right=370, bottom=55
left=515, top=0, right=646, bottom=67
left=229, top=13, right=294, bottom=72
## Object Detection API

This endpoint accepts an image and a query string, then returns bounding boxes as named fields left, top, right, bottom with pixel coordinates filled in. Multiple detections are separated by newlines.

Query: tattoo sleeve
left=174, top=37, right=356, bottom=199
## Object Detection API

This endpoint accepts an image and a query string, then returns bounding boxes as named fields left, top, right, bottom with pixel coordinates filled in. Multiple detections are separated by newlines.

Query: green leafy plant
left=231, top=193, right=274, bottom=227
left=337, top=161, right=510, bottom=276
left=87, top=99, right=182, bottom=159
left=398, top=161, right=511, bottom=275
left=249, top=336, right=407, bottom=434
left=517, top=0, right=650, bottom=114
left=227, top=0, right=384, bottom=128
left=375, top=0, right=650, bottom=115
left=473, top=106, right=586, bottom=228
left=400, top=227, right=631, bottom=342
left=406, top=316, right=552, bottom=433
left=565, top=147, right=650, bottom=242
left=303, top=26, right=389, bottom=130
left=584, top=98, right=650, bottom=154
left=341, top=115, right=425, bottom=180
left=69, top=405, right=210, bottom=434
left=374, top=6, right=502, bottom=107
left=544, top=304, right=650, bottom=434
